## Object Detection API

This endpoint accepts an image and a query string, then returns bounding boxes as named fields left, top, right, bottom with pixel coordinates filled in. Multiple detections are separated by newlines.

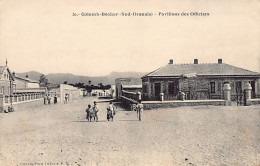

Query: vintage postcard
left=0, top=0, right=259, bottom=166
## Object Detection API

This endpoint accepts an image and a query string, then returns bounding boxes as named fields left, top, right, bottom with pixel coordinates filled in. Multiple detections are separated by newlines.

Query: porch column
left=223, top=83, right=231, bottom=106
left=136, top=91, right=142, bottom=101
left=160, top=93, right=164, bottom=101
left=244, top=82, right=252, bottom=106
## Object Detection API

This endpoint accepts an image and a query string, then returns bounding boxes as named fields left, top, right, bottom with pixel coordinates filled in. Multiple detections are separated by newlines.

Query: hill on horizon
left=16, top=71, right=147, bottom=85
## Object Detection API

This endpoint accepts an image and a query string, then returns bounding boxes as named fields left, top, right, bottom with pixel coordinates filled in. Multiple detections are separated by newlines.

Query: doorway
left=250, top=81, right=255, bottom=98
left=155, top=83, right=161, bottom=100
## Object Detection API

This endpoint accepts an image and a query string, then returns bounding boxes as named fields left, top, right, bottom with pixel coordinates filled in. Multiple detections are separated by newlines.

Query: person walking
left=54, top=94, right=57, bottom=104
left=93, top=101, right=99, bottom=122
left=86, top=104, right=92, bottom=121
left=64, top=93, right=69, bottom=104
left=44, top=94, right=47, bottom=105
left=136, top=100, right=143, bottom=121
left=107, top=101, right=115, bottom=121
left=47, top=94, right=51, bottom=105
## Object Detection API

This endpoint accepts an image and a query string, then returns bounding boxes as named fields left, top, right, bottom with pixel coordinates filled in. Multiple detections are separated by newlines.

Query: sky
left=0, top=0, right=259, bottom=76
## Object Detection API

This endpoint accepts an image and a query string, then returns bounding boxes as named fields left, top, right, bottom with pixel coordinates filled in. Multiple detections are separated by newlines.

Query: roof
left=0, top=66, right=6, bottom=74
left=0, top=66, right=15, bottom=80
left=122, top=85, right=142, bottom=89
left=14, top=76, right=39, bottom=83
left=142, top=63, right=260, bottom=78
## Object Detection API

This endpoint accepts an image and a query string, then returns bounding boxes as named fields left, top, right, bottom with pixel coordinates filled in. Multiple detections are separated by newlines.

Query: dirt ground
left=0, top=97, right=259, bottom=166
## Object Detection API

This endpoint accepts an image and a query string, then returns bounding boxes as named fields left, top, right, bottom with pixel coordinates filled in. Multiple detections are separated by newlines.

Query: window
left=210, top=82, right=215, bottom=93
left=1, top=86, right=4, bottom=94
left=168, top=82, right=175, bottom=94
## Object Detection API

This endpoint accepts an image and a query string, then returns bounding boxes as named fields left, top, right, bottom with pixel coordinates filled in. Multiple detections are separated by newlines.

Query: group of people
left=43, top=93, right=70, bottom=105
left=85, top=100, right=144, bottom=122
left=86, top=101, right=99, bottom=122
left=85, top=101, right=116, bottom=122
left=44, top=93, right=58, bottom=105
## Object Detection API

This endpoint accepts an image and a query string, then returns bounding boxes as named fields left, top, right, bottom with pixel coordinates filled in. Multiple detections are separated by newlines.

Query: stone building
left=142, top=59, right=260, bottom=101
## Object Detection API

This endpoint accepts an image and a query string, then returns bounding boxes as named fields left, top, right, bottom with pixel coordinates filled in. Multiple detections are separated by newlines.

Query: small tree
left=39, top=74, right=48, bottom=87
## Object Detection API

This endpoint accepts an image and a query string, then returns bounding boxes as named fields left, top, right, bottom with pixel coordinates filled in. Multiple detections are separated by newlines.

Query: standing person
left=93, top=101, right=99, bottom=122
left=54, top=94, right=57, bottom=104
left=136, top=100, right=143, bottom=121
left=89, top=105, right=95, bottom=122
left=44, top=94, right=47, bottom=105
left=107, top=101, right=115, bottom=121
left=86, top=104, right=91, bottom=121
left=47, top=94, right=51, bottom=105
left=64, top=93, right=68, bottom=104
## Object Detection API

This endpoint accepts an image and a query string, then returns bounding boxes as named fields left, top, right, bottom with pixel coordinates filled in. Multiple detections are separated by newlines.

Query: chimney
left=169, top=59, right=173, bottom=64
left=218, top=59, right=222, bottom=64
left=194, top=59, right=198, bottom=64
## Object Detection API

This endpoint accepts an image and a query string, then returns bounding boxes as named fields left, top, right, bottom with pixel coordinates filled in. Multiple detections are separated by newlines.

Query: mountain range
left=16, top=71, right=147, bottom=85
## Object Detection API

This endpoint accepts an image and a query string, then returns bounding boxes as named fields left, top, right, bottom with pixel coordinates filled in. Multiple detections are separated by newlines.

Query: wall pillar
left=244, top=82, right=252, bottom=106
left=0, top=94, right=4, bottom=113
left=223, top=83, right=231, bottom=106
left=136, top=91, right=142, bottom=101
left=160, top=93, right=164, bottom=102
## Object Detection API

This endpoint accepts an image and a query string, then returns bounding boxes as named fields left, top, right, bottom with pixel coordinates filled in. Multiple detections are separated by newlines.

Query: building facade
left=0, top=66, right=14, bottom=96
left=14, top=74, right=40, bottom=90
left=142, top=59, right=260, bottom=101
left=115, top=78, right=142, bottom=100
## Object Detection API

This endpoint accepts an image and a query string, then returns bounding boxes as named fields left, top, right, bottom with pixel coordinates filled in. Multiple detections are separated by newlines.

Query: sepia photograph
left=0, top=0, right=259, bottom=165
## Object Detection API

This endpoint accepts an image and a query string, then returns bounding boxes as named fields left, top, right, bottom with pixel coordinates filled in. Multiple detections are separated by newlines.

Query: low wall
left=121, top=96, right=226, bottom=110
left=121, top=96, right=137, bottom=104
left=0, top=93, right=45, bottom=113
left=12, top=98, right=44, bottom=112
left=247, top=99, right=260, bottom=105
left=142, top=100, right=226, bottom=110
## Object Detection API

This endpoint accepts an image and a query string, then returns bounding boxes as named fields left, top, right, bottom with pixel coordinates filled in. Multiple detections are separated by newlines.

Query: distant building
left=0, top=63, right=46, bottom=112
left=91, top=89, right=111, bottom=97
left=142, top=59, right=260, bottom=101
left=115, top=78, right=142, bottom=100
left=13, top=74, right=40, bottom=89
left=48, top=84, right=83, bottom=103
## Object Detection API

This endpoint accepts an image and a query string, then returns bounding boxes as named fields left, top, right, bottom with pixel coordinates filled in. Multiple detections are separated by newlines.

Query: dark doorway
left=236, top=81, right=242, bottom=94
left=155, top=83, right=161, bottom=100
left=250, top=81, right=255, bottom=98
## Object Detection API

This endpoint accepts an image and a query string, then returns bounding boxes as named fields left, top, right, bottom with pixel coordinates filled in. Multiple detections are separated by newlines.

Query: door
left=155, top=83, right=161, bottom=100
left=235, top=81, right=243, bottom=102
left=250, top=81, right=255, bottom=98
left=236, top=81, right=242, bottom=94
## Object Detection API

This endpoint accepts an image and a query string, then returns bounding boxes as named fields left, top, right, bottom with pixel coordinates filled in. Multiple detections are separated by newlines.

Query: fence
left=120, top=82, right=260, bottom=109
left=0, top=92, right=45, bottom=113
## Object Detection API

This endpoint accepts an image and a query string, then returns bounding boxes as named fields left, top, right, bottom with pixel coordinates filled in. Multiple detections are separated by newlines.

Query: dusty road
left=0, top=97, right=259, bottom=166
